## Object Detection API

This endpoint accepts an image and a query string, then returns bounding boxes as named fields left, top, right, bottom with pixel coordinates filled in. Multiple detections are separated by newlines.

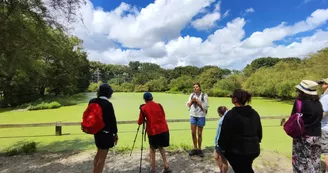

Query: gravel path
left=0, top=150, right=293, bottom=173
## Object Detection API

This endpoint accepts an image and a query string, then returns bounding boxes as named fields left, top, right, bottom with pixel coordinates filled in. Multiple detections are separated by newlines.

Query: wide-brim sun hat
left=317, top=78, right=328, bottom=84
left=295, top=80, right=318, bottom=95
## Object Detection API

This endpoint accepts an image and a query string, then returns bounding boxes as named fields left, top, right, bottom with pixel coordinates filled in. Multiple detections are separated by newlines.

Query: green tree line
left=89, top=48, right=328, bottom=100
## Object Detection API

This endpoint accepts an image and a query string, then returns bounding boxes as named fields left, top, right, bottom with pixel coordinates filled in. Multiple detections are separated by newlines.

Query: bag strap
left=296, top=100, right=302, bottom=113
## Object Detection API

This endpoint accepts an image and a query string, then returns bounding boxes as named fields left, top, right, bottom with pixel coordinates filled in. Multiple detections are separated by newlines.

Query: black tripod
left=130, top=107, right=147, bottom=173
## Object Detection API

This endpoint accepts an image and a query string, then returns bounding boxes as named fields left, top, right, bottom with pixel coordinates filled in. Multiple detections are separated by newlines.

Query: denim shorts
left=190, top=116, right=206, bottom=127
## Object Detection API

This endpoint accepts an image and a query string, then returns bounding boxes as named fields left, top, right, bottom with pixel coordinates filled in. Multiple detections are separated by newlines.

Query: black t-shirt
left=89, top=98, right=118, bottom=134
left=291, top=99, right=323, bottom=136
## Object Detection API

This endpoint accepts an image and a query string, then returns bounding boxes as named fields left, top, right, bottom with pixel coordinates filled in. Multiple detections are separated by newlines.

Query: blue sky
left=70, top=0, right=328, bottom=69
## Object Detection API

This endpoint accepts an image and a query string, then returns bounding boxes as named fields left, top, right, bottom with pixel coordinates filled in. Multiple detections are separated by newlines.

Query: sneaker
left=189, top=149, right=198, bottom=156
left=198, top=150, right=204, bottom=157
left=162, top=167, right=172, bottom=173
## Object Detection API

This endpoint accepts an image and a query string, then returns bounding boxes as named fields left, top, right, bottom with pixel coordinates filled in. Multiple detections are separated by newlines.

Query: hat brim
left=295, top=85, right=318, bottom=95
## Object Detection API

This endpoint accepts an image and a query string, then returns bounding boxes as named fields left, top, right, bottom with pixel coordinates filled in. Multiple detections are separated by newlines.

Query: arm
left=108, top=103, right=118, bottom=134
left=257, top=113, right=263, bottom=143
left=138, top=107, right=145, bottom=125
left=320, top=96, right=328, bottom=118
left=186, top=94, right=193, bottom=108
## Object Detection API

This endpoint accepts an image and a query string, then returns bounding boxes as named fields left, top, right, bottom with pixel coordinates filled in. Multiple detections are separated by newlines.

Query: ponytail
left=232, top=89, right=252, bottom=105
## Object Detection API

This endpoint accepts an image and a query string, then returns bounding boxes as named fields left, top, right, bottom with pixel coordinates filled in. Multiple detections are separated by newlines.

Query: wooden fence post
left=280, top=118, right=286, bottom=126
left=55, top=121, right=62, bottom=136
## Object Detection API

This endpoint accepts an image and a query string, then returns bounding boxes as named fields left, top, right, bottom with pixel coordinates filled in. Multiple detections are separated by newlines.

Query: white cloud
left=63, top=1, right=328, bottom=70
left=191, top=1, right=221, bottom=30
left=242, top=9, right=328, bottom=48
left=245, top=8, right=255, bottom=13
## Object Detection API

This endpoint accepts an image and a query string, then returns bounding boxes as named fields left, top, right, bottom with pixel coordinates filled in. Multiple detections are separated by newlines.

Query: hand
left=192, top=98, right=197, bottom=102
left=113, top=134, right=118, bottom=145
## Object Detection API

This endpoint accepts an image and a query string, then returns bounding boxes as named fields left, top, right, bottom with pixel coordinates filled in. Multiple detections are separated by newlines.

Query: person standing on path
left=186, top=83, right=208, bottom=157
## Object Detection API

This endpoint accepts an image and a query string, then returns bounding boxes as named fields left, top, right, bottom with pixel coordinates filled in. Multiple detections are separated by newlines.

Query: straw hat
left=295, top=80, right=318, bottom=95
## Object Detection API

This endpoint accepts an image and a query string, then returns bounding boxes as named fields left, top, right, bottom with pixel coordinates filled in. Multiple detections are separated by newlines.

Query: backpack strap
left=201, top=93, right=205, bottom=102
left=296, top=100, right=302, bottom=113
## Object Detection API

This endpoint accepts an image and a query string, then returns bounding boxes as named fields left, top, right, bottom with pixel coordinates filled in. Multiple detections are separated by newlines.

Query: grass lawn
left=0, top=92, right=293, bottom=156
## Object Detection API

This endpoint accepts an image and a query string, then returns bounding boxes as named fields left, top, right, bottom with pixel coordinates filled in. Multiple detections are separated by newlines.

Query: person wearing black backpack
left=186, top=83, right=208, bottom=157
left=89, top=83, right=118, bottom=173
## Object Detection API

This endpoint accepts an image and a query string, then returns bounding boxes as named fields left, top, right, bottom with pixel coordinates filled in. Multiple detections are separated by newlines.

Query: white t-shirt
left=320, top=91, right=328, bottom=131
left=186, top=92, right=208, bottom=117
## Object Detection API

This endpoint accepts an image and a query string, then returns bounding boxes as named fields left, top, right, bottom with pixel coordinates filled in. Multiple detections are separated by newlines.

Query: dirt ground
left=0, top=149, right=293, bottom=173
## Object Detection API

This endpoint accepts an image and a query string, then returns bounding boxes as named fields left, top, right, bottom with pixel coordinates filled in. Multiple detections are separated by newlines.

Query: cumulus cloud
left=63, top=1, right=328, bottom=70
left=191, top=1, right=221, bottom=30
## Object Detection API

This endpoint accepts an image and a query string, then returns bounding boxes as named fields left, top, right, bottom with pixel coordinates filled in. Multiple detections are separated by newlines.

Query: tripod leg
left=139, top=123, right=145, bottom=173
left=130, top=125, right=141, bottom=156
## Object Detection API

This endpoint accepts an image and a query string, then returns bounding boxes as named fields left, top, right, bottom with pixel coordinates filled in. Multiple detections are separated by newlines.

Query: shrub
left=87, top=82, right=100, bottom=92
left=28, top=101, right=61, bottom=110
left=5, top=142, right=37, bottom=156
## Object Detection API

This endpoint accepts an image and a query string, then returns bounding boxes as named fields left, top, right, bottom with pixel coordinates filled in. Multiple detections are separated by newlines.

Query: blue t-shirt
left=214, top=111, right=228, bottom=145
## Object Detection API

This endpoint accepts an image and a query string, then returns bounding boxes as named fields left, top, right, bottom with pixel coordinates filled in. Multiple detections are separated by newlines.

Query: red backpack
left=81, top=103, right=105, bottom=134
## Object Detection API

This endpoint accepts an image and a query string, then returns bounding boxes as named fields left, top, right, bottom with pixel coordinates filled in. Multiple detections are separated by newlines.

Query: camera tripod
left=130, top=109, right=147, bottom=173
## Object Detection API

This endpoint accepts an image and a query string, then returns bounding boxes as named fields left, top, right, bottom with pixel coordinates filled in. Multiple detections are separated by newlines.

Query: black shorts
left=148, top=131, right=170, bottom=149
left=94, top=131, right=114, bottom=150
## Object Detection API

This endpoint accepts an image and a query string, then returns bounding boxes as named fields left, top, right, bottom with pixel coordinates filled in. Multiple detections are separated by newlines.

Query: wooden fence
left=0, top=116, right=288, bottom=136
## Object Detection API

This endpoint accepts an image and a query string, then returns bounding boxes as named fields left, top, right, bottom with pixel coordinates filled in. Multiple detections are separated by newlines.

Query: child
left=214, top=106, right=229, bottom=173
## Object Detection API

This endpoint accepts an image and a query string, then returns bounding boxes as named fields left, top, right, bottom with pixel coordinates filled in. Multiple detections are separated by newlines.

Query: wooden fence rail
left=0, top=116, right=289, bottom=136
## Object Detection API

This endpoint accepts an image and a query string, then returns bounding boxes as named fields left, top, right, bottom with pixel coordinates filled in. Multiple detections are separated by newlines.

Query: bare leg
left=149, top=147, right=156, bottom=172
left=197, top=126, right=203, bottom=150
left=191, top=124, right=197, bottom=149
left=92, top=152, right=99, bottom=173
left=159, top=147, right=169, bottom=169
left=93, top=149, right=109, bottom=173
left=220, top=154, right=228, bottom=173
left=213, top=150, right=222, bottom=171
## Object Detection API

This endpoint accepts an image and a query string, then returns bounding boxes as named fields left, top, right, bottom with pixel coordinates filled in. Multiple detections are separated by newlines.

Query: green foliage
left=5, top=142, right=37, bottom=156
left=87, top=82, right=101, bottom=92
left=0, top=0, right=89, bottom=107
left=168, top=75, right=193, bottom=93
left=28, top=101, right=61, bottom=110
left=134, top=84, right=149, bottom=92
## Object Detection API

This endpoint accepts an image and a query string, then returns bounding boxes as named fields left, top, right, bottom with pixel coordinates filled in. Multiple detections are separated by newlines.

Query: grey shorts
left=321, top=130, right=328, bottom=154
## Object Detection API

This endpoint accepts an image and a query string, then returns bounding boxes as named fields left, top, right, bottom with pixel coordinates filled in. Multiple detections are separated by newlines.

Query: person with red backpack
left=83, top=83, right=118, bottom=173
left=138, top=92, right=172, bottom=173
left=291, top=80, right=322, bottom=173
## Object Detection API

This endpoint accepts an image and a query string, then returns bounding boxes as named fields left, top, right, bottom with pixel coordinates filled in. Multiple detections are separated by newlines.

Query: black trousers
left=225, top=152, right=259, bottom=173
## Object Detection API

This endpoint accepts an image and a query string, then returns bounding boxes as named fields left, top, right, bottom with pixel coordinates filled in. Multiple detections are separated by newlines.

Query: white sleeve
left=320, top=95, right=328, bottom=113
